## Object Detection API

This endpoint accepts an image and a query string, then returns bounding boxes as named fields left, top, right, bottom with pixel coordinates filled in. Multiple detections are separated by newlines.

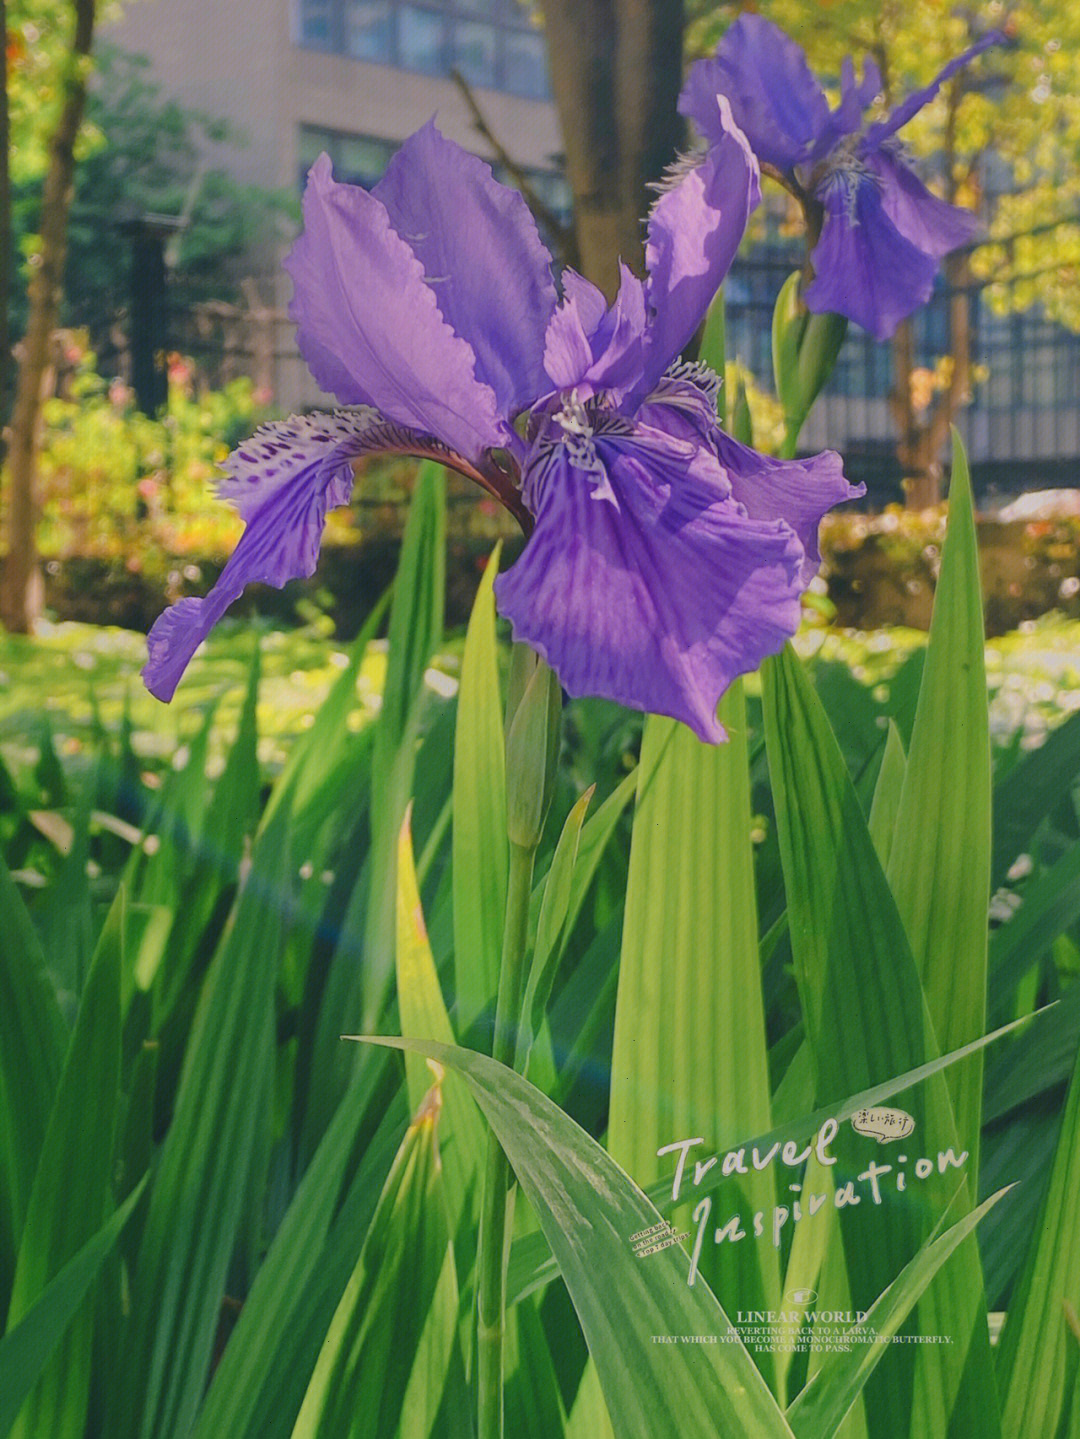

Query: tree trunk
left=1, top=0, right=96, bottom=633
left=890, top=250, right=973, bottom=511
left=1, top=0, right=10, bottom=436
left=541, top=0, right=685, bottom=296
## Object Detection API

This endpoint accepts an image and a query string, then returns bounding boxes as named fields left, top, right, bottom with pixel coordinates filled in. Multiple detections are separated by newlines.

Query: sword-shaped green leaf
left=886, top=434, right=990, bottom=1167
left=997, top=1031, right=1080, bottom=1437
left=762, top=641, right=999, bottom=1439
left=609, top=692, right=781, bottom=1381
left=352, top=1035, right=795, bottom=1439
left=453, top=544, right=507, bottom=1033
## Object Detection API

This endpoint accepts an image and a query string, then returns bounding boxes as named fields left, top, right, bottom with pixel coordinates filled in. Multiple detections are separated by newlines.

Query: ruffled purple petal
left=494, top=423, right=805, bottom=743
left=284, top=154, right=506, bottom=462
left=639, top=371, right=863, bottom=583
left=805, top=171, right=939, bottom=340
left=635, top=97, right=759, bottom=401
left=863, top=32, right=1004, bottom=148
left=145, top=408, right=456, bottom=701
left=543, top=264, right=647, bottom=400
left=869, top=148, right=979, bottom=260
left=681, top=15, right=830, bottom=170
left=712, top=432, right=862, bottom=583
left=806, top=55, right=882, bottom=163
left=373, top=122, right=557, bottom=417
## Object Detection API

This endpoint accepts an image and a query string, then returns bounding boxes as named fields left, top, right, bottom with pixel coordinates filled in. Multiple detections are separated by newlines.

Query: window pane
left=337, top=133, right=396, bottom=186
left=299, top=0, right=335, bottom=48
left=345, top=0, right=393, bottom=61
left=504, top=29, right=549, bottom=99
left=400, top=6, right=446, bottom=75
left=452, top=20, right=496, bottom=87
left=298, top=127, right=396, bottom=190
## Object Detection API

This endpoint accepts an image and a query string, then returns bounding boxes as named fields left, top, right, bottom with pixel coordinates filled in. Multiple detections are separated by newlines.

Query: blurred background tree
left=1, top=8, right=294, bottom=634
left=2, top=0, right=96, bottom=634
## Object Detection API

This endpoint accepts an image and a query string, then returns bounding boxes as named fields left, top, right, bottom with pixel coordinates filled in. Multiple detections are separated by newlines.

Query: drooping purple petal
left=373, top=122, right=557, bottom=417
left=284, top=154, right=507, bottom=461
left=869, top=148, right=980, bottom=260
left=495, top=423, right=805, bottom=743
left=634, top=96, right=759, bottom=402
left=145, top=408, right=450, bottom=702
left=711, top=431, right=862, bottom=583
left=681, top=15, right=831, bottom=170
left=805, top=171, right=939, bottom=340
left=863, top=32, right=1004, bottom=149
left=639, top=370, right=863, bottom=582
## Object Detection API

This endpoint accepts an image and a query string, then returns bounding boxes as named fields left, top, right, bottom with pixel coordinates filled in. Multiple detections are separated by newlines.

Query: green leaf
left=191, top=1058, right=399, bottom=1439
left=997, top=1031, right=1080, bottom=1437
left=290, top=1086, right=464, bottom=1439
left=151, top=645, right=262, bottom=1033
left=117, top=812, right=290, bottom=1439
left=787, top=1188, right=1014, bottom=1439
left=518, top=784, right=593, bottom=1075
left=0, top=1179, right=145, bottom=1439
left=988, top=840, right=1080, bottom=1006
left=992, top=705, right=1080, bottom=890
left=868, top=722, right=906, bottom=867
left=984, top=983, right=1080, bottom=1122
left=762, top=641, right=999, bottom=1439
left=453, top=544, right=507, bottom=1034
left=886, top=433, right=990, bottom=1164
left=559, top=763, right=637, bottom=947
left=504, top=1294, right=569, bottom=1439
left=608, top=694, right=781, bottom=1374
left=565, top=1358, right=614, bottom=1439
left=506, top=1009, right=1036, bottom=1309
left=0, top=855, right=66, bottom=1311
left=363, top=461, right=446, bottom=1030
left=260, top=590, right=389, bottom=844
left=353, top=1036, right=795, bottom=1439
left=396, top=809, right=486, bottom=1251
left=5, top=888, right=122, bottom=1439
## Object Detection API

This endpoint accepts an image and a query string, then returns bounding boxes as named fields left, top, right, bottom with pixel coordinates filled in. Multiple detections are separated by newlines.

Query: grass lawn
left=2, top=611, right=1078, bottom=785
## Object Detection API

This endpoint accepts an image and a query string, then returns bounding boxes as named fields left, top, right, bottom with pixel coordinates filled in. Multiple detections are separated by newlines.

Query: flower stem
left=476, top=838, right=536, bottom=1439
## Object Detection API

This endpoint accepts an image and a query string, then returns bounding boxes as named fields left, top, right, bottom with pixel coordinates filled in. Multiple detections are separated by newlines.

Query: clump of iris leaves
left=2, top=460, right=1080, bottom=1439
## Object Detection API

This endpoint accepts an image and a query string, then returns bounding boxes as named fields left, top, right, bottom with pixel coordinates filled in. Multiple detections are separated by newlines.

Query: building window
left=344, top=0, right=393, bottom=60
left=296, top=0, right=551, bottom=99
left=298, top=125, right=399, bottom=189
left=503, top=28, right=548, bottom=100
left=299, top=0, right=336, bottom=48
left=452, top=19, right=497, bottom=88
left=399, top=6, right=447, bottom=75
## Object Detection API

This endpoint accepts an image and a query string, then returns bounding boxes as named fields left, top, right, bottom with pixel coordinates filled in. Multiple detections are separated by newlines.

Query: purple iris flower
left=143, top=111, right=861, bottom=743
left=681, top=17, right=1001, bottom=340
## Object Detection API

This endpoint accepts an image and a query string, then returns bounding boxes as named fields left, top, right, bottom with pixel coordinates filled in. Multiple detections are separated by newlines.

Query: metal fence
left=160, top=248, right=1080, bottom=506
left=726, top=246, right=1080, bottom=505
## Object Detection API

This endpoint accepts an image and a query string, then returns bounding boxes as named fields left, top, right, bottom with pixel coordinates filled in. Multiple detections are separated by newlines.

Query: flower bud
left=772, top=271, right=847, bottom=452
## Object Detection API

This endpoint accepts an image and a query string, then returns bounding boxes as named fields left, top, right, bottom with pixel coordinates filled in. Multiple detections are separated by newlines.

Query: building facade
left=105, top=0, right=567, bottom=406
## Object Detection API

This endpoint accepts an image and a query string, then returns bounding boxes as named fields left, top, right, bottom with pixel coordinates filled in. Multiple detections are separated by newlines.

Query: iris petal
left=145, top=408, right=462, bottom=701
left=374, top=122, right=557, bottom=416
left=681, top=15, right=830, bottom=170
left=284, top=154, right=507, bottom=462
left=805, top=174, right=939, bottom=341
left=495, top=424, right=805, bottom=743
left=635, top=96, right=759, bottom=401
left=864, top=33, right=1004, bottom=148
left=869, top=150, right=980, bottom=261
left=639, top=375, right=864, bottom=584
